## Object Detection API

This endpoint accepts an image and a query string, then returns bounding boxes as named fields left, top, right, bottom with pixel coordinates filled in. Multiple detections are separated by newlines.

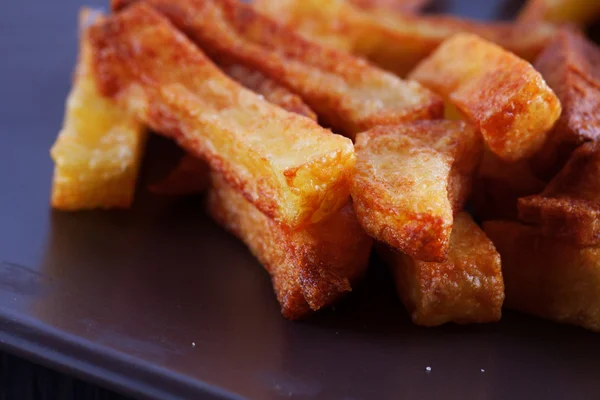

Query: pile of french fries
left=50, top=0, right=600, bottom=331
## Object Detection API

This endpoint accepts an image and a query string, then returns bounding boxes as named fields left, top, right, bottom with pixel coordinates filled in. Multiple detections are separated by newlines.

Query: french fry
left=518, top=0, right=600, bottom=26
left=351, top=121, right=482, bottom=262
left=379, top=212, right=504, bottom=327
left=519, top=142, right=600, bottom=247
left=484, top=220, right=600, bottom=332
left=112, top=0, right=443, bottom=139
left=89, top=4, right=355, bottom=229
left=348, top=0, right=429, bottom=13
left=471, top=148, right=546, bottom=221
left=207, top=173, right=372, bottom=320
left=530, top=29, right=600, bottom=179
left=50, top=9, right=147, bottom=210
left=409, top=33, right=562, bottom=162
left=255, top=0, right=557, bottom=77
left=151, top=61, right=317, bottom=197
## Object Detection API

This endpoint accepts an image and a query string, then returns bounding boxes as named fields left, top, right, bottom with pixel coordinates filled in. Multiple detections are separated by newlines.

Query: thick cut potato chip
left=207, top=173, right=372, bottom=320
left=484, top=220, right=600, bottom=332
left=530, top=30, right=600, bottom=179
left=152, top=61, right=317, bottom=197
left=50, top=9, right=147, bottom=210
left=410, top=33, right=562, bottom=162
left=89, top=4, right=355, bottom=229
left=351, top=121, right=482, bottom=262
left=220, top=61, right=317, bottom=121
left=379, top=212, right=504, bottom=327
left=518, top=0, right=600, bottom=26
left=112, top=0, right=443, bottom=139
left=255, top=0, right=556, bottom=77
left=348, top=0, right=429, bottom=13
left=519, top=142, right=600, bottom=247
left=471, top=148, right=546, bottom=221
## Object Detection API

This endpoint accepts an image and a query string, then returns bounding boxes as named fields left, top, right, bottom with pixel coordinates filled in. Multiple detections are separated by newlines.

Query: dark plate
left=2, top=1, right=600, bottom=399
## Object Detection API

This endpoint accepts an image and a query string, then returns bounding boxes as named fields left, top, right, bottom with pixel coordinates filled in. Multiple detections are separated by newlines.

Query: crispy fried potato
left=530, top=30, right=600, bottom=179
left=89, top=4, right=354, bottom=229
left=471, top=148, right=547, bottom=221
left=50, top=9, right=147, bottom=210
left=409, top=33, right=561, bottom=162
left=519, top=142, right=600, bottom=247
left=207, top=173, right=372, bottom=320
left=518, top=0, right=600, bottom=26
left=151, top=61, right=317, bottom=197
left=255, top=0, right=556, bottom=77
left=348, top=0, right=429, bottom=13
left=112, top=0, right=443, bottom=139
left=219, top=61, right=317, bottom=121
left=379, top=212, right=504, bottom=327
left=351, top=121, right=481, bottom=262
left=484, top=220, right=600, bottom=332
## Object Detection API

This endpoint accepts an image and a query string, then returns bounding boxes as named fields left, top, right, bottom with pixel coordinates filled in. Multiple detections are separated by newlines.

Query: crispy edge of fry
left=379, top=212, right=504, bottom=327
left=151, top=61, right=317, bottom=197
left=484, top=220, right=600, bottom=332
left=90, top=4, right=355, bottom=229
left=348, top=0, right=429, bottom=13
left=50, top=8, right=147, bottom=210
left=351, top=121, right=481, bottom=262
left=518, top=0, right=600, bottom=26
left=112, top=0, right=444, bottom=139
left=207, top=173, right=372, bottom=320
left=519, top=142, right=600, bottom=247
left=530, top=29, right=600, bottom=179
left=254, top=0, right=557, bottom=76
left=409, top=33, right=562, bottom=162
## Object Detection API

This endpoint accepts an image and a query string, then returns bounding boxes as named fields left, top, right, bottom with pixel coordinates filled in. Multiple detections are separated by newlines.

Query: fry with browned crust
left=410, top=33, right=561, bottom=162
left=89, top=4, right=354, bottom=229
left=351, top=121, right=482, bottom=262
left=518, top=0, right=600, bottom=26
left=151, top=61, right=317, bottom=197
left=112, top=0, right=443, bottom=139
left=255, top=0, right=556, bottom=77
left=379, top=212, right=504, bottom=327
left=348, top=0, right=429, bottom=13
left=484, top=220, right=600, bottom=332
left=530, top=29, right=600, bottom=179
left=519, top=142, right=600, bottom=247
left=471, top=148, right=546, bottom=221
left=208, top=173, right=372, bottom=320
left=50, top=9, right=147, bottom=210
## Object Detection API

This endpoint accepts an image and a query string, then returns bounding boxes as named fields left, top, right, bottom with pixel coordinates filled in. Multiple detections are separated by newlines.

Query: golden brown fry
left=112, top=0, right=443, bottom=139
left=530, top=29, right=600, bottom=179
left=207, top=173, right=372, bottom=320
left=518, top=0, right=600, bottom=26
left=219, top=61, right=317, bottom=121
left=471, top=148, right=546, bottom=221
left=409, top=33, right=561, bottom=162
left=351, top=121, right=481, bottom=262
left=484, top=220, right=600, bottom=332
left=255, top=0, right=556, bottom=77
left=379, top=212, right=504, bottom=327
left=89, top=4, right=354, bottom=229
left=151, top=61, right=317, bottom=197
left=348, top=0, right=429, bottom=13
left=50, top=8, right=147, bottom=210
left=519, top=142, right=600, bottom=247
